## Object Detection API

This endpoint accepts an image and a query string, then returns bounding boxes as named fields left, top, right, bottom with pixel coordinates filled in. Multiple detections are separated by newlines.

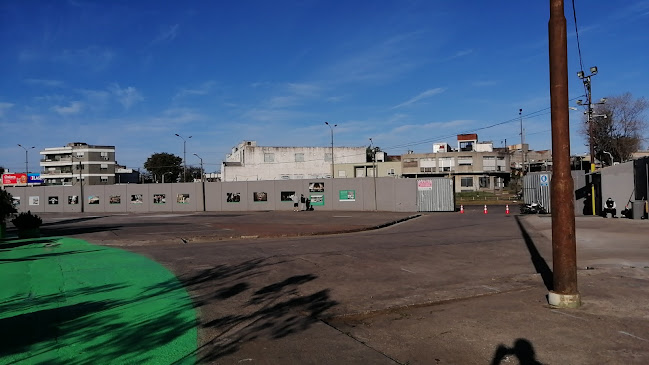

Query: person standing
left=300, top=194, right=306, bottom=211
left=291, top=193, right=299, bottom=211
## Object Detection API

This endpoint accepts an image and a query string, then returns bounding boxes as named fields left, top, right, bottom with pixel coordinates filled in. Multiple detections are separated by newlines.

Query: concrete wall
left=4, top=178, right=420, bottom=213
left=600, top=162, right=635, bottom=211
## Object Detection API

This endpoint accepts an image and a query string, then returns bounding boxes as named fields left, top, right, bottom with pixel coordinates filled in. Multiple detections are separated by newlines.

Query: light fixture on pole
left=577, top=66, right=604, bottom=215
left=17, top=144, right=35, bottom=174
left=369, top=138, right=378, bottom=211
left=193, top=153, right=206, bottom=211
left=324, top=122, right=337, bottom=178
left=175, top=134, right=192, bottom=182
left=519, top=109, right=526, bottom=175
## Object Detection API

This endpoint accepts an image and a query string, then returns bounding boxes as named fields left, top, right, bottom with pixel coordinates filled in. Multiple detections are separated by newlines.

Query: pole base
left=548, top=291, right=581, bottom=308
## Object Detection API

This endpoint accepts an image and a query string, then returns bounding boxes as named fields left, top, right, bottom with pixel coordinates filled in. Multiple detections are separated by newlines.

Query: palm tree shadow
left=515, top=216, right=553, bottom=291
left=491, top=338, right=544, bottom=365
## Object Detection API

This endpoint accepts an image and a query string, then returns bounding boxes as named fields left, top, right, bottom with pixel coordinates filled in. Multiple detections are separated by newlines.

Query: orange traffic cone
left=484, top=205, right=488, bottom=214
left=506, top=204, right=510, bottom=215
left=460, top=205, right=464, bottom=213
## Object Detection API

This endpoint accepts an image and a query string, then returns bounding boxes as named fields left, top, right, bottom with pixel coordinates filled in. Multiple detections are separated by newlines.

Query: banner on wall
left=339, top=190, right=356, bottom=201
left=2, top=173, right=28, bottom=185
left=417, top=180, right=433, bottom=191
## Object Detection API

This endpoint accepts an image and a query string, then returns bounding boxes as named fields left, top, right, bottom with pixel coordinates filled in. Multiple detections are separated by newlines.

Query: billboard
left=28, top=173, right=43, bottom=184
left=2, top=173, right=28, bottom=185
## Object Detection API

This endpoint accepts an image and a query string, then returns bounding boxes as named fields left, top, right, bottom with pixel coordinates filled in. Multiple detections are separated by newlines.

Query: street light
left=324, top=122, right=337, bottom=178
left=193, top=153, right=206, bottom=211
left=17, top=144, right=35, bottom=174
left=175, top=133, right=192, bottom=182
left=577, top=65, right=604, bottom=216
left=369, top=138, right=378, bottom=211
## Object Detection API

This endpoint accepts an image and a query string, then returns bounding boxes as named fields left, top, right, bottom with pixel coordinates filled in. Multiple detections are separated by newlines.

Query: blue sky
left=1, top=0, right=648, bottom=173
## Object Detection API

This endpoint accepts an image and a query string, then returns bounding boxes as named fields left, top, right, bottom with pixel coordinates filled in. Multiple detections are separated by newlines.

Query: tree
left=366, top=145, right=382, bottom=162
left=581, top=92, right=648, bottom=164
left=143, top=153, right=182, bottom=183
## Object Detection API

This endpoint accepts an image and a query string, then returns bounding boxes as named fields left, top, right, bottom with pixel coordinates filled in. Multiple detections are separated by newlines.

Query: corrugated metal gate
left=417, top=178, right=455, bottom=212
left=523, top=172, right=552, bottom=213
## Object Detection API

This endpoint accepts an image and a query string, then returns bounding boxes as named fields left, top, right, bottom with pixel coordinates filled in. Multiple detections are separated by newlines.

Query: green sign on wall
left=339, top=190, right=356, bottom=201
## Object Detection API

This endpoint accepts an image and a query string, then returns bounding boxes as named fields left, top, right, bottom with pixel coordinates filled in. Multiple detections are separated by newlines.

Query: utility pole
left=548, top=0, right=579, bottom=308
left=369, top=138, right=378, bottom=211
left=79, top=160, right=84, bottom=213
left=519, top=109, right=525, bottom=175
left=577, top=67, right=602, bottom=215
left=194, top=153, right=206, bottom=211
left=325, top=122, right=337, bottom=178
left=175, top=134, right=192, bottom=182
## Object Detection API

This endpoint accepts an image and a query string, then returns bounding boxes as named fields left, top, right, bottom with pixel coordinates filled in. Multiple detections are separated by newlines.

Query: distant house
left=400, top=134, right=511, bottom=192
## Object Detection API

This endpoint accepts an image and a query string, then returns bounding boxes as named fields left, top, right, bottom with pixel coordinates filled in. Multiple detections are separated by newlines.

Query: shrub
left=0, top=189, right=17, bottom=223
left=11, top=211, right=43, bottom=230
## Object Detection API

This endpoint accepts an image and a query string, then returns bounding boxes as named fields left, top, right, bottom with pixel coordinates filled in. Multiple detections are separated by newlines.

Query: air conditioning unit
left=102, top=156, right=109, bottom=160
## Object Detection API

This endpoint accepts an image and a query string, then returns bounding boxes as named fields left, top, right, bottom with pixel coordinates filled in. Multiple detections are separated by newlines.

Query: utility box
left=631, top=200, right=646, bottom=219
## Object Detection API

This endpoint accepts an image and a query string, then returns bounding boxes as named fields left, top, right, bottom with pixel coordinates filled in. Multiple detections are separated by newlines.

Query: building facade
left=222, top=141, right=367, bottom=181
left=40, top=142, right=116, bottom=185
left=400, top=134, right=511, bottom=192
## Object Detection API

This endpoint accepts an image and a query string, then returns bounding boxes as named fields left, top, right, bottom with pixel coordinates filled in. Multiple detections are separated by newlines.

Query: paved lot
left=4, top=206, right=649, bottom=364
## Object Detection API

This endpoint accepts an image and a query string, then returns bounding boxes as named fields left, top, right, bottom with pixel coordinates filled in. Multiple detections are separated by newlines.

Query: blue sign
left=539, top=174, right=549, bottom=186
left=28, top=173, right=43, bottom=184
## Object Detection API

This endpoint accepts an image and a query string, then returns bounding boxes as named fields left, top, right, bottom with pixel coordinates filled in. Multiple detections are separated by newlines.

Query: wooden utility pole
left=548, top=0, right=580, bottom=307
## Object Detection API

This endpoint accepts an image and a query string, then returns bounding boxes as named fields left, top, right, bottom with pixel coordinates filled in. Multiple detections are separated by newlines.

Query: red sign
left=2, top=173, right=28, bottom=185
left=417, top=180, right=433, bottom=190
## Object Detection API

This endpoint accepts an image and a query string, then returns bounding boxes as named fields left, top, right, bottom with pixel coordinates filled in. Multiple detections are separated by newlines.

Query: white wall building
left=222, top=141, right=367, bottom=181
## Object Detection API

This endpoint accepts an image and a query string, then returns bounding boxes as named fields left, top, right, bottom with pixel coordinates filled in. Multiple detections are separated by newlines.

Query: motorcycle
left=520, top=202, right=548, bottom=214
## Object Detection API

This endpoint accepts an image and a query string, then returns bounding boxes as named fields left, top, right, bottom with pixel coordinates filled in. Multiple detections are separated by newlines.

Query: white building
left=221, top=141, right=367, bottom=181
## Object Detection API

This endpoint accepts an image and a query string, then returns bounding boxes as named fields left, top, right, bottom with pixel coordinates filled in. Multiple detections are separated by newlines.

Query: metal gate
left=523, top=172, right=552, bottom=213
left=417, top=178, right=455, bottom=212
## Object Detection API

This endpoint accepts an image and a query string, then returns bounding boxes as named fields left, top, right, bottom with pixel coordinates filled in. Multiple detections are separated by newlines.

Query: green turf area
left=0, top=237, right=197, bottom=365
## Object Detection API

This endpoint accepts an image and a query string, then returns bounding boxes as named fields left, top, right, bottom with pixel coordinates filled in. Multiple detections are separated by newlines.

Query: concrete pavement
left=2, top=207, right=649, bottom=364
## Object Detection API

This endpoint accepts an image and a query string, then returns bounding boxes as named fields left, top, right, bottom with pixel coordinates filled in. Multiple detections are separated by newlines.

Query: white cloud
left=392, top=88, right=446, bottom=109
left=109, top=84, right=144, bottom=109
left=52, top=101, right=83, bottom=115
left=151, top=24, right=179, bottom=45
left=0, top=102, right=14, bottom=117
left=174, top=81, right=216, bottom=99
left=24, top=79, right=65, bottom=87
left=55, top=46, right=115, bottom=71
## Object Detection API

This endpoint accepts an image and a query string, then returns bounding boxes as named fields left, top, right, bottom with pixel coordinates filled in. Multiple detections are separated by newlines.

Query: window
left=420, top=167, right=433, bottom=173
left=338, top=170, right=346, bottom=177
left=388, top=168, right=395, bottom=176
left=264, top=153, right=275, bottom=162
left=295, top=153, right=304, bottom=162
left=458, top=156, right=473, bottom=166
left=460, top=177, right=473, bottom=187
left=324, top=153, right=332, bottom=162
left=100, top=176, right=109, bottom=182
left=483, top=156, right=496, bottom=171
left=100, top=163, right=108, bottom=170
left=479, top=176, right=490, bottom=188
left=75, top=152, right=84, bottom=158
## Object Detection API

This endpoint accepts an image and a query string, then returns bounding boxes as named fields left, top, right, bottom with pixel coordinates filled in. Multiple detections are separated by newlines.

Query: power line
left=571, top=0, right=589, bottom=97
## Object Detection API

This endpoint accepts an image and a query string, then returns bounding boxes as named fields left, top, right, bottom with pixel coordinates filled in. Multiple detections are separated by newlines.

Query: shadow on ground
left=515, top=216, right=554, bottom=291
left=149, top=258, right=339, bottom=362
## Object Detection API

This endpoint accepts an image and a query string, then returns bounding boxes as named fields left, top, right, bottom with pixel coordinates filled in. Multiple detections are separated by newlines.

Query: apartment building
left=401, top=134, right=511, bottom=192
left=39, top=142, right=116, bottom=185
left=222, top=141, right=367, bottom=181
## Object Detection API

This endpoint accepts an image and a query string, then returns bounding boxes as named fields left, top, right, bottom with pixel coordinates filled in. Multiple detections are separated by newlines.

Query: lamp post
left=194, top=153, right=206, bottom=211
left=324, top=122, right=337, bottom=178
left=17, top=144, right=35, bottom=174
left=369, top=138, right=378, bottom=211
left=175, top=134, right=192, bottom=182
left=519, top=109, right=526, bottom=175
left=577, top=67, right=604, bottom=216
